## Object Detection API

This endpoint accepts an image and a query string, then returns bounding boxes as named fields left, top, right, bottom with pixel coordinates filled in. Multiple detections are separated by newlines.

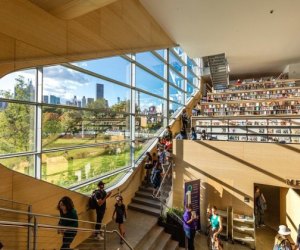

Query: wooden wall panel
left=0, top=161, right=144, bottom=249
left=0, top=0, right=175, bottom=77
left=172, top=140, right=300, bottom=231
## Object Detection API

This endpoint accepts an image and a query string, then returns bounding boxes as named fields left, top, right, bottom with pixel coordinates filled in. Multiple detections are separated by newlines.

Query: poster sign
left=184, top=179, right=200, bottom=230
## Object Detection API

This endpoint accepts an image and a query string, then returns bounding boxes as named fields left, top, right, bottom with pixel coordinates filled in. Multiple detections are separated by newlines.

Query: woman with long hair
left=57, top=196, right=78, bottom=250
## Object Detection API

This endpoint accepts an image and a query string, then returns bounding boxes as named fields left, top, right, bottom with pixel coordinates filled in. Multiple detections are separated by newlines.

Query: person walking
left=163, top=126, right=173, bottom=141
left=181, top=109, right=189, bottom=131
left=112, top=195, right=127, bottom=244
left=151, top=162, right=163, bottom=197
left=183, top=204, right=198, bottom=250
left=273, top=225, right=293, bottom=250
left=144, top=152, right=153, bottom=186
left=209, top=206, right=223, bottom=250
left=190, top=127, right=197, bottom=140
left=94, top=181, right=112, bottom=240
left=57, top=196, right=78, bottom=250
left=254, top=186, right=267, bottom=228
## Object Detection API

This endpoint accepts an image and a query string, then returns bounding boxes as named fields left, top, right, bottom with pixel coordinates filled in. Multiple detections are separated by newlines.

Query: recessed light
left=270, top=10, right=274, bottom=14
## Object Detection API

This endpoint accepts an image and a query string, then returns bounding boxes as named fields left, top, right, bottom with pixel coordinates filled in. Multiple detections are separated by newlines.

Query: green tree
left=0, top=75, right=34, bottom=153
left=84, top=99, right=107, bottom=143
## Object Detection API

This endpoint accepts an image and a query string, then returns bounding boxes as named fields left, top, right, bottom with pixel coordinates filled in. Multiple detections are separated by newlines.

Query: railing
left=0, top=206, right=133, bottom=250
left=0, top=197, right=32, bottom=250
left=155, top=161, right=184, bottom=226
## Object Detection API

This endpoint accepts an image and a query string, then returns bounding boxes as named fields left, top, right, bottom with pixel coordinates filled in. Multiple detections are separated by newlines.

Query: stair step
left=164, top=239, right=179, bottom=250
left=139, top=186, right=154, bottom=193
left=136, top=190, right=155, bottom=199
left=128, top=202, right=161, bottom=217
left=149, top=231, right=171, bottom=250
left=136, top=226, right=164, bottom=250
left=132, top=196, right=161, bottom=209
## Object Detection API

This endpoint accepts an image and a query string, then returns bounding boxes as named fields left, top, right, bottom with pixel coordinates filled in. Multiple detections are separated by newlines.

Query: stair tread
left=136, top=226, right=164, bottom=250
left=149, top=231, right=171, bottom=250
left=164, top=239, right=179, bottom=250
left=133, top=196, right=161, bottom=205
left=128, top=202, right=160, bottom=215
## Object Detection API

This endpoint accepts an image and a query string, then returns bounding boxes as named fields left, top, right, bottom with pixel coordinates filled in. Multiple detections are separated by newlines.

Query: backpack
left=88, top=190, right=98, bottom=210
left=273, top=238, right=292, bottom=250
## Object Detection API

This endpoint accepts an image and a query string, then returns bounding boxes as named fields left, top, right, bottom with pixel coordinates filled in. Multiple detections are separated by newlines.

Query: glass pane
left=169, top=102, right=184, bottom=118
left=173, top=47, right=185, bottom=61
left=169, top=69, right=184, bottom=90
left=155, top=49, right=165, bottom=58
left=0, top=155, right=34, bottom=176
left=187, top=57, right=195, bottom=71
left=169, top=85, right=184, bottom=104
left=74, top=170, right=132, bottom=194
left=169, top=51, right=184, bottom=75
left=0, top=69, right=36, bottom=102
left=187, top=69, right=199, bottom=88
left=42, top=106, right=130, bottom=149
left=134, top=137, right=157, bottom=161
left=42, top=142, right=131, bottom=188
left=43, top=65, right=131, bottom=108
left=0, top=102, right=35, bottom=154
left=136, top=115, right=164, bottom=138
left=136, top=52, right=165, bottom=78
left=136, top=66, right=165, bottom=96
left=136, top=92, right=165, bottom=116
left=187, top=83, right=194, bottom=101
left=71, top=56, right=131, bottom=85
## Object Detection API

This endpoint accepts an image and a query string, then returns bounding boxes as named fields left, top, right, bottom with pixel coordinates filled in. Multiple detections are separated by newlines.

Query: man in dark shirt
left=95, top=181, right=112, bottom=240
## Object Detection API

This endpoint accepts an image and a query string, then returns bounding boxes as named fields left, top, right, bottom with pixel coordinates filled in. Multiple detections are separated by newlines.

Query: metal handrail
left=0, top=197, right=30, bottom=206
left=154, top=161, right=184, bottom=225
left=0, top=207, right=133, bottom=249
left=106, top=230, right=134, bottom=250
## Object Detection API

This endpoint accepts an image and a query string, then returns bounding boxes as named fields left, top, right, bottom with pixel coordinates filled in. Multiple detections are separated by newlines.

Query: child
left=112, top=195, right=127, bottom=244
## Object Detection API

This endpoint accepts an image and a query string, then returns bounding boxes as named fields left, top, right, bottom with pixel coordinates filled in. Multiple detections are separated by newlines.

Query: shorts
left=116, top=217, right=124, bottom=224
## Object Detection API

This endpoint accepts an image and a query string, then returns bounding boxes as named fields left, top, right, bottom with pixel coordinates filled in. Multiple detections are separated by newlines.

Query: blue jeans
left=184, top=228, right=195, bottom=250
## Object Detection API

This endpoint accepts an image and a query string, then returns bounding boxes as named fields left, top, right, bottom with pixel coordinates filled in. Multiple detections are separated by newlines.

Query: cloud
left=44, top=66, right=89, bottom=85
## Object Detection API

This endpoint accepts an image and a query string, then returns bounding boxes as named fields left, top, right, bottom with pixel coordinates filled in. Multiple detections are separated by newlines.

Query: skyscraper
left=43, top=95, right=49, bottom=103
left=96, top=83, right=104, bottom=100
left=50, top=95, right=60, bottom=104
left=82, top=96, right=86, bottom=108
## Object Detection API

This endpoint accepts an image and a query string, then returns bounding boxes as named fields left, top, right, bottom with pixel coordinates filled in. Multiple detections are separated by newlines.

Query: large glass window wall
left=0, top=47, right=200, bottom=191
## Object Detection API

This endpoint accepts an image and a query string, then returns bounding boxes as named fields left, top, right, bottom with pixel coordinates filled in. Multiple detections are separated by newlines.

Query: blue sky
left=0, top=50, right=197, bottom=111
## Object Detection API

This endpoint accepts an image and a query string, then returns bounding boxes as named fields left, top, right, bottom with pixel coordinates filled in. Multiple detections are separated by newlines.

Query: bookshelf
left=192, top=116, right=300, bottom=143
left=200, top=79, right=300, bottom=116
left=218, top=208, right=229, bottom=240
left=232, top=210, right=256, bottom=249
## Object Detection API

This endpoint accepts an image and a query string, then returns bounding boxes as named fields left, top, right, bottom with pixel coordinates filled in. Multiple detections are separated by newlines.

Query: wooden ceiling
left=29, top=0, right=118, bottom=19
left=0, top=0, right=175, bottom=77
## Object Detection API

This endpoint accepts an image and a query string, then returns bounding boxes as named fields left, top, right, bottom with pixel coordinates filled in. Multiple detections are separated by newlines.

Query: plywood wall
left=0, top=163, right=143, bottom=249
left=172, top=140, right=300, bottom=232
left=0, top=0, right=175, bottom=77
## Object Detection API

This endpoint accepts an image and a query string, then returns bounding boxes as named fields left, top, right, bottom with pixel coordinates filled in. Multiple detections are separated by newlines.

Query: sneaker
left=260, top=224, right=266, bottom=227
left=95, top=234, right=104, bottom=240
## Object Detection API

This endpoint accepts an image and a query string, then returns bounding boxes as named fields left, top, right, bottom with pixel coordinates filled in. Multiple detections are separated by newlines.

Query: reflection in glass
left=71, top=57, right=131, bottom=85
left=42, top=106, right=130, bottom=149
left=169, top=69, right=184, bottom=90
left=187, top=83, right=194, bottom=100
left=169, top=85, right=184, bottom=104
left=0, top=155, right=34, bottom=176
left=43, top=65, right=131, bottom=109
left=0, top=69, right=36, bottom=102
left=136, top=66, right=165, bottom=96
left=0, top=102, right=35, bottom=154
left=42, top=142, right=131, bottom=188
left=136, top=52, right=165, bottom=78
left=169, top=51, right=184, bottom=75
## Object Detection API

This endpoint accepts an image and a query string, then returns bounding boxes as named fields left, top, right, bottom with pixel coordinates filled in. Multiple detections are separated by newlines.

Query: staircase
left=127, top=179, right=184, bottom=250
left=208, top=53, right=229, bottom=90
